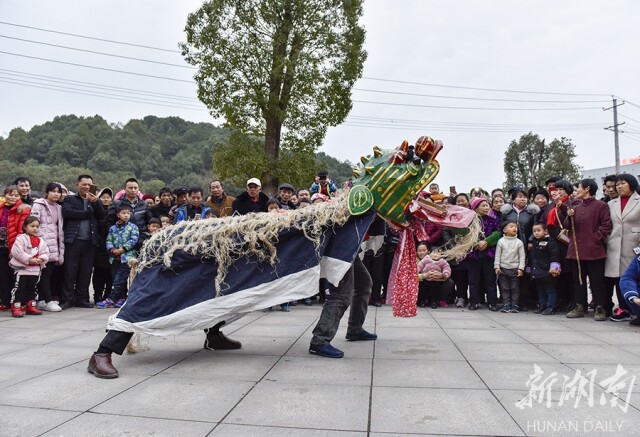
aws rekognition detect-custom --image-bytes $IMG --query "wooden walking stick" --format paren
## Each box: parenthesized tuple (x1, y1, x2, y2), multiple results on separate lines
(570, 214, 583, 286)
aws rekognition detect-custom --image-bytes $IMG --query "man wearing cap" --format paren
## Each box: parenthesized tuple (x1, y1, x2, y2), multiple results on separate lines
(232, 178, 270, 215)
(276, 183, 297, 210)
(205, 180, 235, 218)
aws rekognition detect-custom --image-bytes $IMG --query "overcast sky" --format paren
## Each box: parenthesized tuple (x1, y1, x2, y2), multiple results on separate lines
(2, 0, 640, 191)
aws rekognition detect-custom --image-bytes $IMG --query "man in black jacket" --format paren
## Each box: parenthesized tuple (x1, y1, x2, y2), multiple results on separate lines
(232, 178, 270, 215)
(106, 178, 152, 233)
(61, 175, 106, 309)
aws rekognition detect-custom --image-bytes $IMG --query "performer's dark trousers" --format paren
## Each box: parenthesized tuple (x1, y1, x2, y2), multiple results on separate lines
(362, 251, 384, 303)
(62, 239, 95, 305)
(311, 257, 372, 347)
(98, 330, 134, 355)
(572, 259, 606, 308)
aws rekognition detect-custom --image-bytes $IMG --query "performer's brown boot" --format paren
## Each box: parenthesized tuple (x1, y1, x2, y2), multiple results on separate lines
(87, 353, 119, 379)
(204, 322, 242, 350)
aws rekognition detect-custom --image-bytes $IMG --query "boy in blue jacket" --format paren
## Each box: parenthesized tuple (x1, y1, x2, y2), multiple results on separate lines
(97, 204, 139, 309)
(621, 254, 640, 326)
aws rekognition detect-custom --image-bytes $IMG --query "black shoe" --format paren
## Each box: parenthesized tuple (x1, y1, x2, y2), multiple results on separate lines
(371, 301, 382, 307)
(488, 304, 498, 312)
(468, 303, 479, 310)
(630, 317, 640, 327)
(346, 329, 377, 341)
(204, 328, 242, 350)
(75, 301, 94, 308)
(519, 306, 528, 312)
(430, 302, 438, 309)
(59, 301, 73, 310)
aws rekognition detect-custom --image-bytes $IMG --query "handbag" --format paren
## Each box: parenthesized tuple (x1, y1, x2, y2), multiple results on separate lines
(555, 210, 570, 246)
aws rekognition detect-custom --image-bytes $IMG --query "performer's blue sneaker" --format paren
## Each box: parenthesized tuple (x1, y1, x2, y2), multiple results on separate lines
(346, 329, 377, 341)
(309, 343, 344, 358)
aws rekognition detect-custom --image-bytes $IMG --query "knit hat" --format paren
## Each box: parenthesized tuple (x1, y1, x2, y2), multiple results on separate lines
(534, 189, 549, 201)
(545, 176, 560, 185)
(553, 180, 574, 195)
(469, 196, 487, 211)
(142, 193, 155, 201)
(502, 219, 517, 230)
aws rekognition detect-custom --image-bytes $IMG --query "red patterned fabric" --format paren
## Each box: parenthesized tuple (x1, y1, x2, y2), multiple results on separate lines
(390, 229, 418, 317)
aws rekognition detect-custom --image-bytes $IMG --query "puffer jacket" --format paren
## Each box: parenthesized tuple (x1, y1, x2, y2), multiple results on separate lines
(30, 198, 65, 264)
(3, 199, 31, 250)
(500, 203, 540, 247)
(9, 233, 49, 275)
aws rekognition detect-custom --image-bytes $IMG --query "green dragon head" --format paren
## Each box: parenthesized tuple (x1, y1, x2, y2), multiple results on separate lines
(348, 136, 442, 228)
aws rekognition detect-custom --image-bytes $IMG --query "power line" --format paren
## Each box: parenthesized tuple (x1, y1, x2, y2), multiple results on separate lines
(0, 78, 208, 111)
(618, 112, 640, 124)
(351, 99, 602, 111)
(342, 122, 603, 133)
(0, 51, 194, 83)
(0, 69, 200, 102)
(0, 21, 180, 53)
(352, 88, 609, 104)
(0, 34, 195, 69)
(362, 76, 611, 97)
(347, 115, 605, 128)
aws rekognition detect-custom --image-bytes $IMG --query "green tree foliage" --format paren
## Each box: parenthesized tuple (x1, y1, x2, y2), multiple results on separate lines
(0, 114, 355, 197)
(181, 0, 367, 193)
(504, 132, 582, 189)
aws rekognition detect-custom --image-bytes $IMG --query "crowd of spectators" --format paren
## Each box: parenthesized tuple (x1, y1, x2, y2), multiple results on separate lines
(2, 171, 640, 328)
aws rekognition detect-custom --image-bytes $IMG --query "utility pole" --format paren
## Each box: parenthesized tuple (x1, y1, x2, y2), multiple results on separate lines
(604, 97, 625, 174)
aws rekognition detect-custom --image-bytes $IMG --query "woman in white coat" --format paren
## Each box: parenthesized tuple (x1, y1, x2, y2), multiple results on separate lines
(606, 174, 640, 322)
(30, 182, 65, 312)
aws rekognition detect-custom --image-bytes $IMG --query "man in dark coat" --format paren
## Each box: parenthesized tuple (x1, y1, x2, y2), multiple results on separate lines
(232, 178, 269, 215)
(61, 174, 106, 309)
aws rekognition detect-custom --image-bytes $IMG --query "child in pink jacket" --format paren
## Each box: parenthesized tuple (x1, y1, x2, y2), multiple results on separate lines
(9, 216, 49, 317)
(417, 241, 454, 309)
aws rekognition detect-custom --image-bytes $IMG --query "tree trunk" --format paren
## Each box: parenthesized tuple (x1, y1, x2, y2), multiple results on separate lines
(263, 116, 281, 195)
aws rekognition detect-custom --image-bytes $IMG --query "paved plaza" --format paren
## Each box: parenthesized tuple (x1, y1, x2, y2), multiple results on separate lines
(1, 303, 639, 436)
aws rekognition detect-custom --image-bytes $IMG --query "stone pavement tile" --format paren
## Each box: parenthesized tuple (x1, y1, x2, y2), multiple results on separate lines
(210, 424, 365, 436)
(556, 318, 631, 332)
(512, 329, 605, 345)
(286, 336, 374, 359)
(213, 335, 297, 356)
(0, 364, 52, 390)
(264, 356, 371, 386)
(435, 317, 505, 329)
(162, 351, 279, 381)
(107, 348, 197, 377)
(0, 405, 80, 437)
(470, 361, 577, 391)
(373, 358, 485, 389)
(493, 389, 640, 437)
(0, 362, 147, 410)
(251, 314, 318, 326)
(617, 345, 640, 357)
(92, 374, 253, 422)
(374, 315, 440, 329)
(370, 386, 524, 436)
(41, 412, 216, 437)
(564, 363, 640, 395)
(0, 326, 83, 345)
(373, 327, 450, 342)
(583, 330, 640, 345)
(234, 323, 310, 338)
(443, 328, 528, 344)
(374, 340, 465, 361)
(0, 341, 30, 354)
(0, 343, 94, 369)
(224, 380, 369, 431)
(427, 308, 488, 318)
(496, 319, 574, 331)
(45, 316, 113, 331)
(456, 342, 558, 363)
(46, 330, 110, 349)
(536, 344, 640, 364)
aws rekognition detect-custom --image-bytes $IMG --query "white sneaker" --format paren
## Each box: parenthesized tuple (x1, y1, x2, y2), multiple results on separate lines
(44, 301, 62, 312)
(36, 300, 47, 310)
(455, 297, 466, 308)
